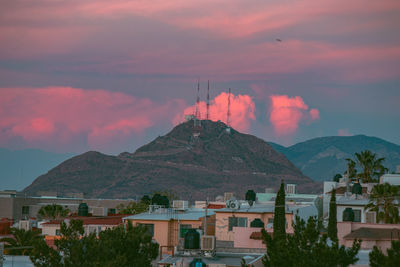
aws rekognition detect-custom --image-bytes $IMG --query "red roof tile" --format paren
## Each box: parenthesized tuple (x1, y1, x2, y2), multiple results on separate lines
(344, 228, 400, 240)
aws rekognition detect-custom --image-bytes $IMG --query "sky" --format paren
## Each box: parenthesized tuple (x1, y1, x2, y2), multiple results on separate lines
(0, 0, 399, 155)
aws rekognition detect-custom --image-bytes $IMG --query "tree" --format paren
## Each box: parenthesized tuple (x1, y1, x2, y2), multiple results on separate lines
(38, 204, 69, 220)
(345, 158, 357, 181)
(0, 228, 41, 255)
(117, 200, 149, 215)
(354, 150, 387, 183)
(30, 219, 159, 267)
(262, 216, 361, 267)
(365, 183, 400, 224)
(273, 181, 286, 240)
(327, 188, 337, 242)
(369, 240, 400, 267)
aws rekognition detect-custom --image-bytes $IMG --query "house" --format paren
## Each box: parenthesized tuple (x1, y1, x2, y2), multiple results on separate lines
(41, 215, 125, 248)
(123, 206, 215, 254)
(215, 203, 318, 249)
(338, 221, 400, 252)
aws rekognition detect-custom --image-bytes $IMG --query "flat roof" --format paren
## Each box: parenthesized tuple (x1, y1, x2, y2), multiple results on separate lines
(123, 208, 215, 221)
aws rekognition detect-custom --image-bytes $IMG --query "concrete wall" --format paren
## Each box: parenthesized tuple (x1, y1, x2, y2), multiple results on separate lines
(337, 205, 366, 223)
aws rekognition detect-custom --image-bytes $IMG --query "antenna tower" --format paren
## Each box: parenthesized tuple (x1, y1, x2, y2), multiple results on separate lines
(195, 79, 201, 120)
(227, 88, 231, 127)
(206, 80, 210, 120)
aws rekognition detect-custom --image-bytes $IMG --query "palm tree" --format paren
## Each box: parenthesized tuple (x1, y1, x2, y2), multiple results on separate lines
(345, 158, 357, 181)
(366, 183, 400, 224)
(38, 204, 69, 220)
(355, 150, 387, 183)
(0, 228, 42, 255)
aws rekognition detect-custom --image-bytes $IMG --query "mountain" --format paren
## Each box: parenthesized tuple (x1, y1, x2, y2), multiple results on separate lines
(269, 135, 400, 182)
(23, 120, 319, 200)
(0, 148, 75, 190)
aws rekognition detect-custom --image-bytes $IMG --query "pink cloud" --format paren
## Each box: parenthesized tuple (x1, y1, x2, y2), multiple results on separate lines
(174, 92, 256, 132)
(337, 129, 352, 136)
(269, 95, 319, 136)
(0, 87, 185, 152)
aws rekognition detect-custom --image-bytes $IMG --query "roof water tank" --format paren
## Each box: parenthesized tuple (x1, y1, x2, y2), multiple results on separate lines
(343, 208, 354, 222)
(184, 229, 200, 250)
(250, 218, 265, 228)
(78, 203, 89, 216)
(352, 183, 362, 195)
(189, 258, 206, 267)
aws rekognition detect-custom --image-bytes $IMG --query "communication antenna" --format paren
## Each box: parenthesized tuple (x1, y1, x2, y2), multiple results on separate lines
(206, 80, 210, 120)
(195, 79, 201, 120)
(227, 88, 231, 127)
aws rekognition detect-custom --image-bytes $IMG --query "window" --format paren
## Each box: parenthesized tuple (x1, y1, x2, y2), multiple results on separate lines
(353, 209, 362, 222)
(228, 217, 248, 231)
(108, 208, 116, 215)
(56, 229, 61, 236)
(139, 223, 154, 237)
(22, 206, 29, 215)
(180, 224, 192, 238)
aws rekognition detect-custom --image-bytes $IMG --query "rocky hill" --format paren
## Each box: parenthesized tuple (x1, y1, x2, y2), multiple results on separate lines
(269, 135, 400, 182)
(23, 120, 318, 200)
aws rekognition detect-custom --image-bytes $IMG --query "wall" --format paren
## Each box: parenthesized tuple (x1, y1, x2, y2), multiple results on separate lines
(338, 222, 400, 251)
(215, 212, 294, 242)
(337, 205, 367, 223)
(129, 219, 202, 250)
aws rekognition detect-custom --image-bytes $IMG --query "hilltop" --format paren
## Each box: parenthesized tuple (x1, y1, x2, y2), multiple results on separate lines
(23, 120, 318, 199)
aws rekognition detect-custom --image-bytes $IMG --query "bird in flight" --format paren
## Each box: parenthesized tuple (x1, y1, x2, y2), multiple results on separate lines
(276, 38, 282, 42)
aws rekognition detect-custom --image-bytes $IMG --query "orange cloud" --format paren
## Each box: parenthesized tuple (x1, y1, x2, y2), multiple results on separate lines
(0, 87, 185, 152)
(269, 95, 319, 136)
(174, 92, 255, 132)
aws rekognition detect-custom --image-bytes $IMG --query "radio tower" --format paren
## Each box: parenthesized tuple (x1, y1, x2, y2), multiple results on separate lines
(206, 80, 210, 120)
(227, 88, 231, 128)
(193, 80, 201, 137)
(195, 79, 201, 120)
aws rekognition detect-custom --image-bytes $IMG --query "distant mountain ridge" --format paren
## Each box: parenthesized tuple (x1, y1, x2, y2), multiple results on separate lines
(269, 135, 400, 182)
(23, 120, 318, 199)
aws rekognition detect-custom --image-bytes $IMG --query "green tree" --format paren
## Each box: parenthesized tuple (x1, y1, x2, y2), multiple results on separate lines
(0, 228, 41, 255)
(273, 181, 286, 240)
(327, 188, 337, 242)
(369, 240, 400, 267)
(262, 216, 361, 267)
(365, 183, 400, 224)
(355, 150, 387, 183)
(30, 219, 159, 267)
(117, 200, 149, 215)
(345, 158, 357, 181)
(38, 204, 69, 220)
(97, 223, 158, 266)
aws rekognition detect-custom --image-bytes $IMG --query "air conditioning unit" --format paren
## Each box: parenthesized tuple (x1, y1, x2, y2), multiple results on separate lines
(226, 198, 240, 210)
(173, 200, 188, 211)
(201, 235, 216, 251)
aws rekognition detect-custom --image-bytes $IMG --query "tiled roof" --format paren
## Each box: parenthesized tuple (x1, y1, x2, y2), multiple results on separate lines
(344, 228, 400, 240)
(41, 216, 124, 226)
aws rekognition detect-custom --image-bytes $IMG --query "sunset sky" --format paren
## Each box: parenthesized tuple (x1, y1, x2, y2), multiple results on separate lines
(1, 0, 399, 154)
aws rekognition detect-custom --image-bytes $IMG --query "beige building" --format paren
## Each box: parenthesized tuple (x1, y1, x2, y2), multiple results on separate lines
(0, 190, 133, 221)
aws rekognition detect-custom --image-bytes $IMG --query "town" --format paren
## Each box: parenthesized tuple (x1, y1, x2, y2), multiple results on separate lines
(1, 151, 399, 266)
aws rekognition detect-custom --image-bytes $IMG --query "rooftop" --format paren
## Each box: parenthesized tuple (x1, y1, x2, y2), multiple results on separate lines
(344, 227, 400, 240)
(123, 208, 215, 221)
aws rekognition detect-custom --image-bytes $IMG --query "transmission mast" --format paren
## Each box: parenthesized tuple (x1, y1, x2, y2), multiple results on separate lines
(206, 80, 210, 120)
(227, 88, 231, 127)
(193, 79, 201, 137)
